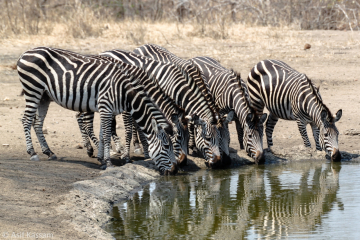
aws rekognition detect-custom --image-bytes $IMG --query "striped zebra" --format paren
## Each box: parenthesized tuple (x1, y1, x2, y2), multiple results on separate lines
(247, 59, 342, 161)
(98, 50, 222, 168)
(17, 47, 178, 174)
(191, 56, 268, 164)
(76, 55, 190, 165)
(134, 44, 267, 164)
(133, 44, 231, 166)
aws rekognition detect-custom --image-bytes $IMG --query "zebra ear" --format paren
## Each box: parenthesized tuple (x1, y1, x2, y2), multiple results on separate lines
(260, 113, 267, 124)
(171, 114, 179, 123)
(321, 110, 328, 122)
(151, 117, 160, 134)
(246, 113, 254, 123)
(334, 109, 342, 122)
(223, 111, 234, 124)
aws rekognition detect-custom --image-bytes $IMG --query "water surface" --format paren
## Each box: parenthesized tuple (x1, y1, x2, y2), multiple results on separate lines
(105, 161, 360, 239)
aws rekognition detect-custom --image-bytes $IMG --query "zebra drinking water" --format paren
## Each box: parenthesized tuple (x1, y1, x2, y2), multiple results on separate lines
(17, 47, 178, 174)
(133, 44, 231, 166)
(98, 49, 222, 168)
(134, 44, 267, 164)
(247, 59, 342, 161)
(191, 56, 268, 164)
(76, 55, 190, 166)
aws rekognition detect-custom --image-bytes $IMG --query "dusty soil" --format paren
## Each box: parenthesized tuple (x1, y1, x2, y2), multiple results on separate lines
(1, 26, 360, 239)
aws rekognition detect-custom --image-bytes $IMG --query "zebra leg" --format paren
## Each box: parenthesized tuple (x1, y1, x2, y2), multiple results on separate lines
(265, 113, 279, 150)
(188, 122, 195, 150)
(310, 122, 322, 151)
(76, 112, 95, 158)
(188, 122, 201, 156)
(296, 120, 312, 148)
(121, 112, 133, 163)
(235, 119, 244, 149)
(132, 121, 143, 155)
(111, 115, 124, 154)
(136, 123, 150, 159)
(32, 94, 57, 160)
(98, 113, 114, 170)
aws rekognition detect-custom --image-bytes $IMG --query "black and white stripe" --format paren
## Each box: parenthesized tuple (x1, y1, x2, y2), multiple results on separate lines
(247, 59, 342, 161)
(75, 56, 190, 166)
(99, 49, 222, 167)
(17, 47, 178, 174)
(133, 44, 227, 167)
(191, 56, 268, 164)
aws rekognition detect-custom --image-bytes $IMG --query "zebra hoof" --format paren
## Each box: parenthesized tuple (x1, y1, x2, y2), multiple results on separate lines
(100, 164, 107, 170)
(134, 148, 143, 155)
(30, 155, 40, 161)
(48, 154, 57, 160)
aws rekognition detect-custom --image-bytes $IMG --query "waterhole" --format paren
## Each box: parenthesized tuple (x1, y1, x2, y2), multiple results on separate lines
(105, 160, 360, 239)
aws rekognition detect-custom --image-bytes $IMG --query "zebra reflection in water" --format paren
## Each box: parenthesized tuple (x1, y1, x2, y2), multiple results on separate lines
(108, 162, 342, 239)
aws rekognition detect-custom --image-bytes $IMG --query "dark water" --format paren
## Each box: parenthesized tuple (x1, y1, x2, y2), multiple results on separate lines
(105, 161, 360, 239)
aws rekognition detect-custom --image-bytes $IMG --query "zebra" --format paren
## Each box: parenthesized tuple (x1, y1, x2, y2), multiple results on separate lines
(133, 44, 231, 166)
(247, 59, 342, 161)
(98, 49, 222, 168)
(17, 47, 178, 175)
(76, 55, 190, 166)
(190, 56, 268, 164)
(134, 44, 267, 164)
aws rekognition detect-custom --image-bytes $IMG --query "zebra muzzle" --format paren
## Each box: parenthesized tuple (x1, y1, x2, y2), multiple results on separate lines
(254, 151, 265, 165)
(163, 163, 179, 176)
(331, 148, 341, 162)
(209, 155, 222, 168)
(177, 152, 188, 167)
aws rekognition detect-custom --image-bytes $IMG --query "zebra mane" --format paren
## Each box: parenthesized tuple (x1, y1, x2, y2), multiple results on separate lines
(305, 76, 334, 121)
(141, 43, 219, 123)
(231, 69, 257, 117)
(189, 59, 220, 123)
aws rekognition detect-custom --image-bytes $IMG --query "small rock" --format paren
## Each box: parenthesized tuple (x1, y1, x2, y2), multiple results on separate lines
(43, 129, 48, 134)
(75, 144, 83, 149)
(304, 43, 311, 50)
(9, 107, 12, 109)
(2, 144, 9, 147)
(4, 97, 9, 101)
(116, 124, 121, 129)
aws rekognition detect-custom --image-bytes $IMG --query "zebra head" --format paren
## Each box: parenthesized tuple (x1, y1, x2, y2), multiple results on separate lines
(319, 109, 342, 161)
(217, 111, 235, 166)
(243, 112, 268, 164)
(170, 111, 190, 167)
(149, 118, 178, 175)
(186, 115, 222, 168)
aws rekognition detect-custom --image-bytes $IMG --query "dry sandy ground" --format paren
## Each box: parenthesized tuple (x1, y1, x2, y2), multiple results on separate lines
(1, 25, 360, 239)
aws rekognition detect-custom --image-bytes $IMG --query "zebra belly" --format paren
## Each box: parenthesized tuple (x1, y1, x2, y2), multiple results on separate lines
(44, 90, 99, 113)
(266, 103, 295, 120)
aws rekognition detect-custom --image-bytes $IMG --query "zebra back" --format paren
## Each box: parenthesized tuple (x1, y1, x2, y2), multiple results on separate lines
(134, 44, 219, 118)
(100, 49, 217, 124)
